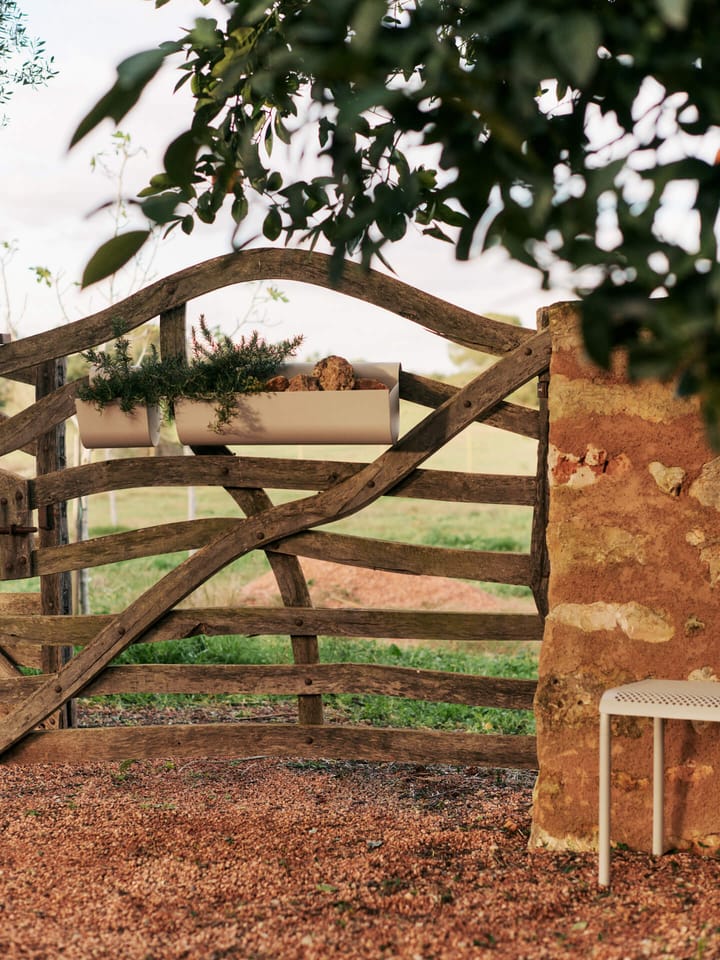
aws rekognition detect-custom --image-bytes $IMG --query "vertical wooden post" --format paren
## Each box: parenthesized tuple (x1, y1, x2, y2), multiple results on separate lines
(530, 306, 550, 618)
(36, 358, 74, 728)
(160, 304, 188, 362)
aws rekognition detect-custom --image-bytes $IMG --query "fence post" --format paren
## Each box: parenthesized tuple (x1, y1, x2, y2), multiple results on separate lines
(36, 357, 74, 728)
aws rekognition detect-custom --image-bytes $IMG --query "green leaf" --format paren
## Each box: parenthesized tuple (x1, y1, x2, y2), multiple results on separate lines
(71, 47, 175, 146)
(164, 130, 199, 190)
(550, 14, 601, 87)
(263, 208, 282, 241)
(81, 231, 151, 289)
(141, 192, 183, 225)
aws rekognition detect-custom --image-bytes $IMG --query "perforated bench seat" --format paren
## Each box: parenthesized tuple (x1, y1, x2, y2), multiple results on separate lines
(598, 679, 720, 886)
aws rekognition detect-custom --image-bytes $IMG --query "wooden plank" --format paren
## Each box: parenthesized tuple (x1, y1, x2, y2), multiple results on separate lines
(0, 412, 36, 456)
(400, 371, 540, 439)
(0, 592, 41, 614)
(0, 379, 79, 457)
(1, 722, 538, 768)
(0, 642, 42, 670)
(31, 456, 537, 507)
(269, 532, 533, 585)
(159, 304, 187, 361)
(33, 518, 229, 575)
(0, 471, 33, 579)
(0, 250, 533, 379)
(0, 329, 551, 756)
(35, 522, 533, 586)
(0, 608, 545, 645)
(0, 663, 538, 708)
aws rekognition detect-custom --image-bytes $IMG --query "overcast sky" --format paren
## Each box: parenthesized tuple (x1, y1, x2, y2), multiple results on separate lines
(1, 0, 568, 374)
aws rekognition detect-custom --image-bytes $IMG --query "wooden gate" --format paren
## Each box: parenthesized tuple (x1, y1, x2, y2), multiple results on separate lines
(0, 249, 550, 767)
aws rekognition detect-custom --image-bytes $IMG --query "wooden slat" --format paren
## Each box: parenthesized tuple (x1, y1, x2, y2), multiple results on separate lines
(0, 608, 544, 645)
(30, 456, 537, 507)
(400, 371, 540, 439)
(159, 304, 187, 361)
(0, 250, 533, 379)
(0, 595, 43, 668)
(270, 532, 533, 585)
(0, 328, 551, 756)
(34, 522, 533, 586)
(33, 518, 227, 575)
(0, 379, 80, 457)
(0, 663, 538, 708)
(0, 722, 538, 768)
(0, 592, 41, 614)
(0, 412, 36, 456)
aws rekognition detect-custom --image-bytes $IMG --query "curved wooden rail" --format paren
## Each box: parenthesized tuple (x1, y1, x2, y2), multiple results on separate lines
(34, 524, 533, 585)
(0, 328, 551, 755)
(0, 249, 532, 377)
(30, 456, 536, 507)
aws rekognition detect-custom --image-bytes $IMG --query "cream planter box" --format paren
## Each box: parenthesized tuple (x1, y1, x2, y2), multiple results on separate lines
(175, 362, 400, 445)
(75, 400, 161, 449)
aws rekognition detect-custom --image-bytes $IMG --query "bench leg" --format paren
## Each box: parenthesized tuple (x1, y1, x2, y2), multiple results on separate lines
(598, 711, 611, 886)
(653, 716, 664, 856)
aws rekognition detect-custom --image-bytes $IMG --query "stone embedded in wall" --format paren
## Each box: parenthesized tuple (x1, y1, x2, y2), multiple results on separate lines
(689, 457, 720, 511)
(550, 373, 699, 424)
(547, 522, 648, 574)
(549, 601, 674, 643)
(648, 461, 686, 496)
(549, 444, 631, 488)
(685, 528, 720, 587)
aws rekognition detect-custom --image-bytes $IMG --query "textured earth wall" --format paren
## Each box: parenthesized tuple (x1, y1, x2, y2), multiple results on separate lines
(530, 302, 720, 854)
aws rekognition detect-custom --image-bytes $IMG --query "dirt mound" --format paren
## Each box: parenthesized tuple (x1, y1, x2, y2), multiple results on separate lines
(238, 557, 528, 612)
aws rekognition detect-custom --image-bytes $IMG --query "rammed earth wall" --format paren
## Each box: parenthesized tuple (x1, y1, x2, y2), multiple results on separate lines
(530, 302, 720, 854)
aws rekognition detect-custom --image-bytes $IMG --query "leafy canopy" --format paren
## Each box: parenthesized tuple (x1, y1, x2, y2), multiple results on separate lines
(0, 1, 56, 116)
(72, 0, 720, 440)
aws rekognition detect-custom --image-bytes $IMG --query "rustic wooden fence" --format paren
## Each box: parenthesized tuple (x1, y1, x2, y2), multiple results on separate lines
(0, 249, 550, 768)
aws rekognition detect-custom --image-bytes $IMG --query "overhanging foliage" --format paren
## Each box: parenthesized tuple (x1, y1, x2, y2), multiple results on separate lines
(73, 0, 720, 440)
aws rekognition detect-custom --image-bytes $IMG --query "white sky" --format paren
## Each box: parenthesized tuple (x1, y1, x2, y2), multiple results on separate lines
(1, 0, 569, 374)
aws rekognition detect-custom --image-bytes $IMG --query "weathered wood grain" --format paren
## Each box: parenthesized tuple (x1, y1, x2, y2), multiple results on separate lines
(0, 608, 544, 645)
(36, 359, 74, 729)
(400, 371, 541, 439)
(0, 250, 533, 378)
(0, 328, 550, 756)
(30, 456, 536, 507)
(269, 532, 533, 585)
(530, 307, 551, 618)
(159, 304, 187, 361)
(0, 662, 538, 708)
(0, 722, 538, 768)
(0, 379, 80, 457)
(0, 471, 33, 580)
(0, 412, 36, 456)
(35, 522, 533, 586)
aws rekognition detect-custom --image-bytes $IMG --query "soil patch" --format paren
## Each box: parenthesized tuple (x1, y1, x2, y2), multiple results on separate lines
(1, 733, 718, 960)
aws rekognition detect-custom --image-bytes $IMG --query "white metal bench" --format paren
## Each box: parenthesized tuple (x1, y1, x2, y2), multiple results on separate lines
(598, 679, 720, 886)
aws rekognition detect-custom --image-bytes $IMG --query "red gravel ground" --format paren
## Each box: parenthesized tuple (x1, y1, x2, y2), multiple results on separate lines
(1, 745, 720, 960)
